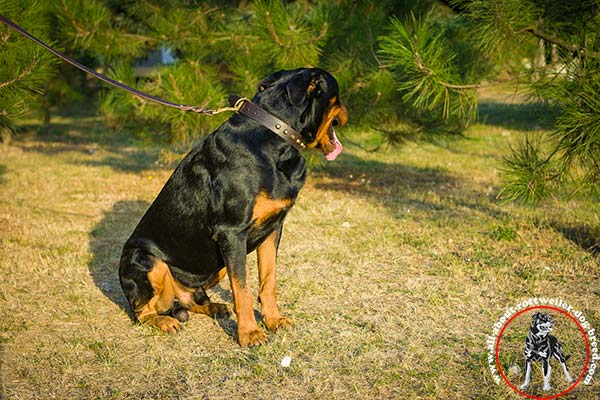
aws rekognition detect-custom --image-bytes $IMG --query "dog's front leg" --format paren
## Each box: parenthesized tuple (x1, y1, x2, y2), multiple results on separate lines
(542, 360, 552, 391)
(218, 231, 267, 346)
(520, 360, 532, 390)
(257, 228, 293, 331)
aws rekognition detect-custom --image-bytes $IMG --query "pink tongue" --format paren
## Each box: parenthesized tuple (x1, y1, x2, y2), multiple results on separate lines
(325, 128, 343, 161)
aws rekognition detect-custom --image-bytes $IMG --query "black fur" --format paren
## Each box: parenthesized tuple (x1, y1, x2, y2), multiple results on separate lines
(118, 68, 346, 344)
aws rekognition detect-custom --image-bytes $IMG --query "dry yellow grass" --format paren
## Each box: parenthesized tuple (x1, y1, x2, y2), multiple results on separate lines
(0, 105, 599, 399)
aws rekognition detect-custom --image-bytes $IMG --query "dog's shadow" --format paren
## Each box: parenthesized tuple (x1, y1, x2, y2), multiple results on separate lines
(88, 200, 241, 340)
(88, 200, 149, 318)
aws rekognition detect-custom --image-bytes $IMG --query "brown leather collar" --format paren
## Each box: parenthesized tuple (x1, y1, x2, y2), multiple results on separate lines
(228, 95, 307, 152)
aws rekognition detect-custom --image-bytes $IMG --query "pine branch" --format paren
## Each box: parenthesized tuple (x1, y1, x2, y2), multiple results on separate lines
(298, 22, 327, 46)
(264, 10, 327, 48)
(1, 29, 12, 43)
(60, 0, 87, 36)
(498, 134, 559, 204)
(0, 58, 38, 90)
(517, 26, 600, 58)
(265, 11, 283, 47)
(367, 23, 383, 67)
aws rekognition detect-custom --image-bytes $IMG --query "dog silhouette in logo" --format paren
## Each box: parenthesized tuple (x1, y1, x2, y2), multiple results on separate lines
(520, 312, 574, 391)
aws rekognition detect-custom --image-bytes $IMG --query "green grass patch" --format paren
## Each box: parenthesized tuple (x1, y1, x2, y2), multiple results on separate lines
(0, 95, 598, 399)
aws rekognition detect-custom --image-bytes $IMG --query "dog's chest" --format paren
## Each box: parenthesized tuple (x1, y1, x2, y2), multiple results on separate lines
(246, 203, 290, 253)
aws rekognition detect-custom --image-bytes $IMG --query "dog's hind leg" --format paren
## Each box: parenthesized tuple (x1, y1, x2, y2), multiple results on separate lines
(554, 353, 574, 383)
(185, 285, 230, 318)
(553, 343, 574, 383)
(542, 360, 552, 391)
(520, 360, 532, 390)
(119, 248, 181, 333)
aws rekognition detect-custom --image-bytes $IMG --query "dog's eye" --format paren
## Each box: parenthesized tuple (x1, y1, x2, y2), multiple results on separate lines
(332, 117, 340, 127)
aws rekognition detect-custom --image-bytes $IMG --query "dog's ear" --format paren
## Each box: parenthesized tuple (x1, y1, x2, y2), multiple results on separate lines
(307, 71, 329, 99)
(286, 71, 328, 105)
(306, 73, 327, 97)
(258, 70, 285, 92)
(285, 75, 309, 105)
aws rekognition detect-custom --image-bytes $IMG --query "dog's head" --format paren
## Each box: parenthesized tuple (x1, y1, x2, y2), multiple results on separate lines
(531, 312, 554, 337)
(252, 68, 348, 160)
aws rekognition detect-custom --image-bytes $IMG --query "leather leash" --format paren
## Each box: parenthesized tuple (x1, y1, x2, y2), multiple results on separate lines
(0, 14, 239, 115)
(0, 14, 308, 151)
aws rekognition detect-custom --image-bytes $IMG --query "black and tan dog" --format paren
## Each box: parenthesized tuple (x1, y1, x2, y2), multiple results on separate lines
(520, 312, 574, 391)
(119, 68, 347, 346)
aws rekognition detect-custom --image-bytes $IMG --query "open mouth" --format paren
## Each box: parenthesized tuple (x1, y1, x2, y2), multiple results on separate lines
(307, 103, 348, 160)
(324, 125, 343, 161)
(321, 108, 347, 161)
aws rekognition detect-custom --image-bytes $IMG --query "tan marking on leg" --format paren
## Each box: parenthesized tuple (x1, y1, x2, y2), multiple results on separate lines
(307, 78, 317, 95)
(135, 259, 182, 334)
(136, 260, 231, 328)
(202, 267, 227, 290)
(252, 192, 293, 225)
(188, 302, 230, 317)
(257, 230, 292, 331)
(170, 269, 230, 318)
(228, 272, 267, 346)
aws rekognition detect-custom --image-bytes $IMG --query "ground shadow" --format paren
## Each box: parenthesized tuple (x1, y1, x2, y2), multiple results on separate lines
(552, 223, 600, 256)
(16, 107, 166, 173)
(88, 200, 242, 341)
(477, 101, 557, 131)
(89, 200, 150, 316)
(313, 152, 508, 221)
(76, 151, 160, 173)
(17, 141, 160, 173)
(0, 164, 6, 185)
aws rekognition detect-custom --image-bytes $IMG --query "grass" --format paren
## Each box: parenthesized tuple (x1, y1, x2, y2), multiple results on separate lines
(0, 97, 599, 399)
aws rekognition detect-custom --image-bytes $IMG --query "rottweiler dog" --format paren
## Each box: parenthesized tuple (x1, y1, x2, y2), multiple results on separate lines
(520, 312, 574, 391)
(119, 68, 348, 346)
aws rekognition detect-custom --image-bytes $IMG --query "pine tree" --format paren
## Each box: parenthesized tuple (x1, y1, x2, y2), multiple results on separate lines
(3, 0, 465, 145)
(9, 0, 597, 204)
(446, 0, 600, 203)
(0, 0, 59, 141)
(43, 0, 460, 144)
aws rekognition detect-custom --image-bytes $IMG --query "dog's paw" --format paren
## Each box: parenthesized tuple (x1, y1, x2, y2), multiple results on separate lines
(238, 327, 268, 347)
(171, 307, 190, 322)
(264, 316, 294, 332)
(208, 302, 231, 318)
(519, 382, 530, 390)
(155, 316, 182, 334)
(542, 384, 552, 391)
